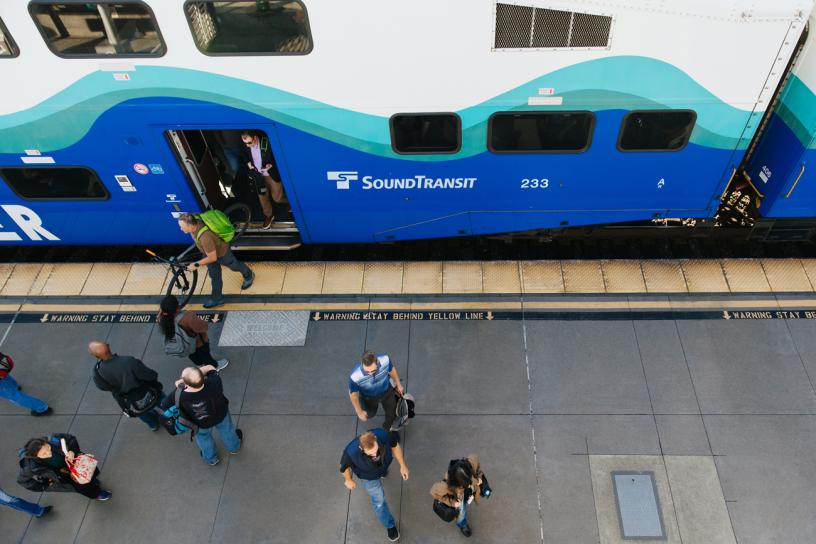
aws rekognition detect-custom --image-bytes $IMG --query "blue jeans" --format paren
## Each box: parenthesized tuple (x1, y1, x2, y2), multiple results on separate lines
(195, 411, 240, 463)
(457, 498, 469, 528)
(0, 487, 45, 517)
(0, 375, 48, 413)
(361, 478, 396, 529)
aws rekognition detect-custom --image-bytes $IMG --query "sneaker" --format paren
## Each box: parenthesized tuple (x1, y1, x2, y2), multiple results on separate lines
(230, 429, 243, 455)
(203, 298, 225, 309)
(241, 270, 255, 290)
(387, 526, 399, 541)
(149, 423, 160, 432)
(459, 524, 472, 538)
(207, 457, 221, 467)
(31, 407, 52, 417)
(37, 506, 53, 518)
(96, 490, 112, 501)
(216, 359, 230, 372)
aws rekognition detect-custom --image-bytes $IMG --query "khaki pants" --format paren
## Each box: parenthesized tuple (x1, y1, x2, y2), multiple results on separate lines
(257, 175, 286, 218)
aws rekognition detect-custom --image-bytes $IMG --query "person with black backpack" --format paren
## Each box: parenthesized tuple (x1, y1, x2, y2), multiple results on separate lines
(159, 295, 228, 371)
(430, 456, 492, 538)
(87, 341, 164, 431)
(0, 352, 52, 416)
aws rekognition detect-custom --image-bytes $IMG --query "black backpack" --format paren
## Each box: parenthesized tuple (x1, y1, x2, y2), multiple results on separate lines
(93, 361, 162, 417)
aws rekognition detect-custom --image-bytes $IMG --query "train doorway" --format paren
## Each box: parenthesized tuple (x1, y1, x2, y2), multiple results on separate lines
(166, 128, 300, 250)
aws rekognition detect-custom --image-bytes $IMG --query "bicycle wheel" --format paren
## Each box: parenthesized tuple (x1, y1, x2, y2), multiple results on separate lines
(166, 267, 198, 308)
(223, 202, 251, 240)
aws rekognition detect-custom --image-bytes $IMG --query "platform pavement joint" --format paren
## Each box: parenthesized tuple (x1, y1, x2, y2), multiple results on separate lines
(0, 299, 814, 543)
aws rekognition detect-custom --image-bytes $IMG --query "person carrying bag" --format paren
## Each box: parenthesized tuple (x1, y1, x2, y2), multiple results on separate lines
(429, 455, 492, 538)
(88, 341, 165, 431)
(17, 434, 111, 501)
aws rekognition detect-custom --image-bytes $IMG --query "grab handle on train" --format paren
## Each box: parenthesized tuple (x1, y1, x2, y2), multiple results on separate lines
(785, 163, 806, 199)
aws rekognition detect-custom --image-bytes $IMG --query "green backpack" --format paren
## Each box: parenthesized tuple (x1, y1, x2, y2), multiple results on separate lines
(196, 209, 235, 243)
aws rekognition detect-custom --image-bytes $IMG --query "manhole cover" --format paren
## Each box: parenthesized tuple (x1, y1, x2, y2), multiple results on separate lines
(612, 471, 666, 540)
(218, 311, 309, 347)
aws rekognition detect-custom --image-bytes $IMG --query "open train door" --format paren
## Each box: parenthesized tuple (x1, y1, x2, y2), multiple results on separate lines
(165, 128, 301, 250)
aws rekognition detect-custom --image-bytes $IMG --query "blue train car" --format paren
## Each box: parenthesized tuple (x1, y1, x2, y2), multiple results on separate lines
(0, 0, 813, 247)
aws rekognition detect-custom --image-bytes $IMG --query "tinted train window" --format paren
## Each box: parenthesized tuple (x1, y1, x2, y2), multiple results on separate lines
(489, 112, 594, 153)
(0, 168, 109, 200)
(390, 114, 461, 154)
(29, 2, 165, 57)
(618, 110, 696, 151)
(185, 1, 312, 55)
(0, 18, 19, 57)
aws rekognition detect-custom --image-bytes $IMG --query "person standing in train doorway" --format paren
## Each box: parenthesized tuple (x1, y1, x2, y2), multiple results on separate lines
(177, 213, 254, 309)
(240, 130, 287, 229)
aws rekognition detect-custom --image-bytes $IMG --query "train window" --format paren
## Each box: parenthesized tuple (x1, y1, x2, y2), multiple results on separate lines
(0, 168, 109, 200)
(488, 112, 595, 153)
(185, 1, 312, 55)
(28, 2, 165, 58)
(618, 110, 696, 152)
(390, 114, 461, 154)
(0, 18, 19, 57)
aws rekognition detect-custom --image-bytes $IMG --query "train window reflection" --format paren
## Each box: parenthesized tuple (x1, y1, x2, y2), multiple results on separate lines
(185, 1, 312, 55)
(0, 18, 19, 57)
(390, 114, 461, 155)
(29, 2, 165, 58)
(0, 168, 110, 200)
(489, 112, 595, 153)
(618, 110, 696, 152)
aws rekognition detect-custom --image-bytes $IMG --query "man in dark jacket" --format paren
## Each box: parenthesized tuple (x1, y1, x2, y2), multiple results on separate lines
(162, 365, 242, 466)
(88, 341, 163, 431)
(340, 428, 410, 542)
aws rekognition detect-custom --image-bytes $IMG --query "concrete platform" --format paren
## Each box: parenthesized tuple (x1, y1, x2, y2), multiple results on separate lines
(1, 306, 815, 544)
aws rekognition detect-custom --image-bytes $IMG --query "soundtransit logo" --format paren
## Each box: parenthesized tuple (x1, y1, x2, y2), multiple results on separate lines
(326, 171, 358, 190)
(327, 171, 477, 191)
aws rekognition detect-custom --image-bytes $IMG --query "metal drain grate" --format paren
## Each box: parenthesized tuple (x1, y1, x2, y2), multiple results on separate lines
(218, 311, 310, 347)
(612, 471, 667, 540)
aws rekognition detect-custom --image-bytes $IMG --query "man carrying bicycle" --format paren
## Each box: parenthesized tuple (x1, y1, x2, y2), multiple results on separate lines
(177, 213, 254, 309)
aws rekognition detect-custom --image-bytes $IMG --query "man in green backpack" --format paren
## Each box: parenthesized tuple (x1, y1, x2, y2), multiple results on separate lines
(178, 213, 254, 308)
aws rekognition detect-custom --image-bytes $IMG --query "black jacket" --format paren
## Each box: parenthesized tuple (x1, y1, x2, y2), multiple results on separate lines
(93, 354, 159, 394)
(17, 434, 81, 493)
(239, 137, 278, 177)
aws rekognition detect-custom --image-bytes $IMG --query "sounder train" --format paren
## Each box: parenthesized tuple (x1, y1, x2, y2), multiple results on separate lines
(1, 0, 816, 249)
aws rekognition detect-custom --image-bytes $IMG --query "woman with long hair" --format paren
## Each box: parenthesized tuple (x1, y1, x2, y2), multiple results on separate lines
(159, 295, 228, 371)
(430, 455, 486, 537)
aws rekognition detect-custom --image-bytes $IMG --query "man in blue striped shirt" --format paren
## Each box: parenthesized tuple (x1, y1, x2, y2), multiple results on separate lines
(348, 351, 404, 431)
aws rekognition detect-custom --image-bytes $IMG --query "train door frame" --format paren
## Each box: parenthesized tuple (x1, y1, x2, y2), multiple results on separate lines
(160, 124, 304, 236)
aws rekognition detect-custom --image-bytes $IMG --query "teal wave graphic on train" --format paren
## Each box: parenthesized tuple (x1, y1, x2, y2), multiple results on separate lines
(773, 75, 816, 148)
(0, 56, 759, 158)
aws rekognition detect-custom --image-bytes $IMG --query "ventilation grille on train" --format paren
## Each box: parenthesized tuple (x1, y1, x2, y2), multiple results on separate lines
(494, 3, 613, 49)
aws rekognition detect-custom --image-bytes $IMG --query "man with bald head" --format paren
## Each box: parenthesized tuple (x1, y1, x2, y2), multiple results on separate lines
(88, 341, 164, 431)
(162, 365, 241, 466)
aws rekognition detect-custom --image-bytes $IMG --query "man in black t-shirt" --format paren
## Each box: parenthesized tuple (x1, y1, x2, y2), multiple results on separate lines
(164, 365, 242, 466)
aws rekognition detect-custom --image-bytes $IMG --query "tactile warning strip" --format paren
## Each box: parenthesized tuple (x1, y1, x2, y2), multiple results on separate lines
(2, 259, 816, 297)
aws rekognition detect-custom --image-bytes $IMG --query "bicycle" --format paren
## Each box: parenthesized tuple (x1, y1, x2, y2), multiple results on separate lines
(146, 202, 252, 308)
